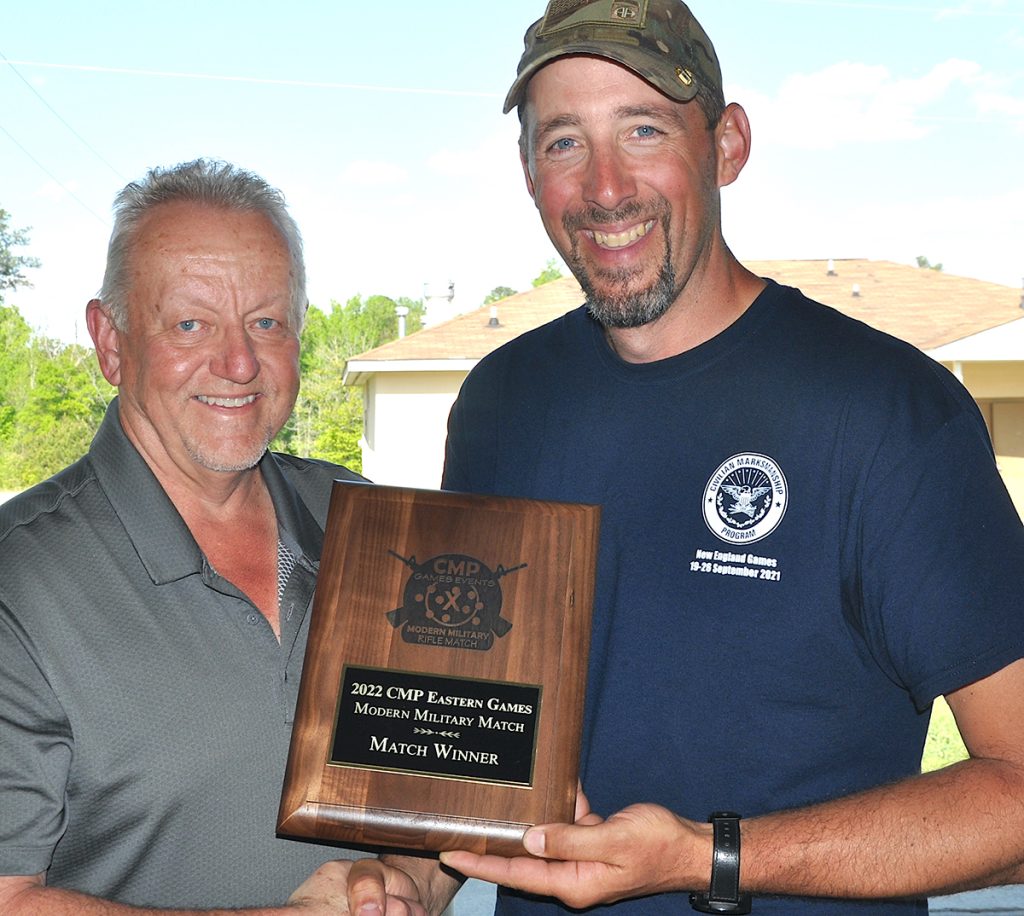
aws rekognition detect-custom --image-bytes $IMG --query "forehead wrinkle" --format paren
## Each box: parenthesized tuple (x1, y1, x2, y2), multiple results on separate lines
(535, 101, 689, 141)
(615, 102, 688, 125)
(146, 256, 289, 315)
(177, 249, 268, 274)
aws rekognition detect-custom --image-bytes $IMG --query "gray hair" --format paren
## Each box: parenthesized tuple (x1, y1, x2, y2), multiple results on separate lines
(99, 158, 307, 330)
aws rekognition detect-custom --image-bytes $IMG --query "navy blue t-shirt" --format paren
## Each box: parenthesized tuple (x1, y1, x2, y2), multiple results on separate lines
(442, 281, 1024, 915)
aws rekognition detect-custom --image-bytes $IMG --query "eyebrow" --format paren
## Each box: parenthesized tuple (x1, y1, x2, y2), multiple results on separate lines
(534, 112, 583, 141)
(534, 103, 688, 143)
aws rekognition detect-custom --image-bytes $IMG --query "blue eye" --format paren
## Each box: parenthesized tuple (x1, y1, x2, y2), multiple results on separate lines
(178, 319, 198, 331)
(635, 125, 659, 138)
(256, 317, 277, 330)
(550, 137, 577, 152)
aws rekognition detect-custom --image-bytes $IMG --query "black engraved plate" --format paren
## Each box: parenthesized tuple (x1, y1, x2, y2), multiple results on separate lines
(331, 666, 540, 785)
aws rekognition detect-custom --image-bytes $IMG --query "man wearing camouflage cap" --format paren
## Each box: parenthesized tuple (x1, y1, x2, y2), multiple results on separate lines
(427, 1, 1024, 914)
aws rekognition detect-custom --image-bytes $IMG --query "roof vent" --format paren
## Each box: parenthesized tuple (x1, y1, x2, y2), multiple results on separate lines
(827, 258, 837, 276)
(395, 305, 409, 338)
(851, 284, 861, 298)
(487, 306, 501, 328)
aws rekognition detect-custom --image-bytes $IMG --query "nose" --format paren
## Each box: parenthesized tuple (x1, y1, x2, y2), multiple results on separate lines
(211, 324, 260, 383)
(581, 145, 637, 212)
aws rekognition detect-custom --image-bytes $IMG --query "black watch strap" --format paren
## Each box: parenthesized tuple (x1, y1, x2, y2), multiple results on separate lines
(690, 812, 752, 914)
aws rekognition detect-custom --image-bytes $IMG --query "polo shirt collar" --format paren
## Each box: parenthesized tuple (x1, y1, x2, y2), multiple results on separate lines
(257, 451, 325, 573)
(89, 399, 200, 585)
(89, 398, 324, 586)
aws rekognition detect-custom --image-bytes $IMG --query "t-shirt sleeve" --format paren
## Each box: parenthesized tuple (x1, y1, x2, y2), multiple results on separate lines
(854, 409, 1024, 709)
(441, 362, 502, 494)
(441, 390, 471, 492)
(0, 606, 72, 876)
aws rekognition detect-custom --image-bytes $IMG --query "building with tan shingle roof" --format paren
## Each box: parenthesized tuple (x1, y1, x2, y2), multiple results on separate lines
(344, 260, 1024, 493)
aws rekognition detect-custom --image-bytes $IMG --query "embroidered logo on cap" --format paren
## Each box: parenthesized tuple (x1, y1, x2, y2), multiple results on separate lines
(612, 1, 641, 21)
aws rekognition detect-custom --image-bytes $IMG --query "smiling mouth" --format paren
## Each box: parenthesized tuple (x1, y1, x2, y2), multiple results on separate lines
(589, 220, 656, 250)
(196, 394, 258, 408)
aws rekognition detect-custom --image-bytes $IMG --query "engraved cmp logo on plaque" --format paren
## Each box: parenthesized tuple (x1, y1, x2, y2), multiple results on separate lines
(386, 551, 526, 651)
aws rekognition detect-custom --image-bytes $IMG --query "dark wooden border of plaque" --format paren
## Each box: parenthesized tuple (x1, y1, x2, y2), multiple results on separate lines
(277, 482, 599, 856)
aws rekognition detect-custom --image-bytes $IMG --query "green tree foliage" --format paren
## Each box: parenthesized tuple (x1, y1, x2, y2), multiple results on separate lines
(0, 208, 42, 299)
(484, 286, 518, 305)
(916, 255, 943, 272)
(531, 258, 564, 287)
(0, 305, 113, 488)
(274, 294, 424, 472)
(0, 306, 33, 453)
(0, 288, 422, 490)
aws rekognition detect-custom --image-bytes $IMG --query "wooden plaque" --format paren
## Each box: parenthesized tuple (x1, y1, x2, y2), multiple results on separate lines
(277, 481, 600, 857)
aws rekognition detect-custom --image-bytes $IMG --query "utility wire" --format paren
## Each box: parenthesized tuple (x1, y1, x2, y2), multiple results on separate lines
(1, 59, 503, 98)
(1, 51, 127, 182)
(0, 122, 109, 225)
(767, 0, 1023, 15)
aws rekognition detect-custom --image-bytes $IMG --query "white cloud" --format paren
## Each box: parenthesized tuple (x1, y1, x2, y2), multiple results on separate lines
(726, 165, 1024, 289)
(426, 117, 522, 181)
(742, 58, 983, 150)
(974, 89, 1024, 130)
(337, 160, 409, 187)
(936, 0, 1014, 20)
(293, 119, 554, 315)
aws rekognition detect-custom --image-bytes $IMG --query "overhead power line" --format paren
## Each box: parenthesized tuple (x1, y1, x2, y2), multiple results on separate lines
(1, 51, 127, 183)
(767, 0, 1024, 15)
(2, 60, 504, 98)
(0, 122, 109, 225)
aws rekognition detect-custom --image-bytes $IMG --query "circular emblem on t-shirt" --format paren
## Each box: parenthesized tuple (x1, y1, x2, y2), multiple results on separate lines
(702, 453, 788, 544)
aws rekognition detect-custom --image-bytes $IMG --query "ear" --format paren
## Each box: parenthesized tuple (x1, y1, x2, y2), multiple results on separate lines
(86, 299, 123, 387)
(715, 102, 752, 189)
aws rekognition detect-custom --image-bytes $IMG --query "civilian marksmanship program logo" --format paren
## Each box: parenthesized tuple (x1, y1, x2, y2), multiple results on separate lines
(702, 453, 788, 544)
(386, 552, 526, 651)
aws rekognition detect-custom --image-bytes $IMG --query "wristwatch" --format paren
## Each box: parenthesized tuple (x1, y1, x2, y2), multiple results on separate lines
(689, 812, 752, 914)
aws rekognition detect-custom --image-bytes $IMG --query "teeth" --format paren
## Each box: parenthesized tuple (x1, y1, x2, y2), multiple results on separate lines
(197, 395, 257, 408)
(592, 220, 655, 250)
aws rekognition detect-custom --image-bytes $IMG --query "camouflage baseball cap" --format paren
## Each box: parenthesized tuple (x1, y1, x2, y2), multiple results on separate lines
(504, 0, 722, 114)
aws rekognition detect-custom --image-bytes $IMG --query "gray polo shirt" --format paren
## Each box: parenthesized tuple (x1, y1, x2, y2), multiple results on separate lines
(0, 399, 365, 908)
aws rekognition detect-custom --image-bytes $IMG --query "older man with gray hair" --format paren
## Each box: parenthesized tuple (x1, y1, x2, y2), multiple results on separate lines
(0, 159, 455, 915)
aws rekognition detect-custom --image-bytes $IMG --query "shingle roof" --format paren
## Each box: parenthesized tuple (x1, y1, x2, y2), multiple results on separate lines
(744, 259, 1023, 351)
(347, 259, 1023, 365)
(348, 276, 586, 363)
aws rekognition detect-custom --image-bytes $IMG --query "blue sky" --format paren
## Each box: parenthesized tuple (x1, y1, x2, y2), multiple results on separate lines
(2, 0, 1022, 344)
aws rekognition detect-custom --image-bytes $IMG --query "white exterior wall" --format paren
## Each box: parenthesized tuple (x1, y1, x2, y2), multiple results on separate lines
(936, 361, 1024, 458)
(358, 371, 468, 489)
(945, 361, 1024, 400)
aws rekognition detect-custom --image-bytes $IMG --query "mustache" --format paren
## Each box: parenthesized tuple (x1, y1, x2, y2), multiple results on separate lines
(562, 199, 667, 233)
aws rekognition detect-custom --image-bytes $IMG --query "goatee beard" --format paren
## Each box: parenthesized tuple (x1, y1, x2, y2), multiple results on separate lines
(563, 204, 681, 329)
(579, 247, 678, 329)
